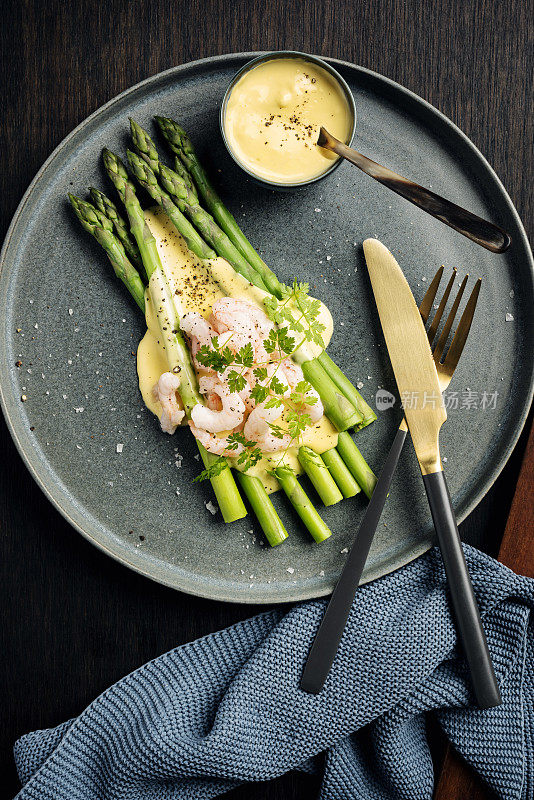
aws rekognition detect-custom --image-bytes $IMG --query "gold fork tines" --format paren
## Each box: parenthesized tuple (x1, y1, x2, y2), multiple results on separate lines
(427, 269, 457, 346)
(434, 275, 468, 363)
(419, 266, 443, 323)
(441, 278, 482, 380)
(419, 267, 481, 390)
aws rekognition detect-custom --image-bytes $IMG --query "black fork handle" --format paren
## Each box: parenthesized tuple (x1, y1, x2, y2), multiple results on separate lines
(423, 470, 502, 708)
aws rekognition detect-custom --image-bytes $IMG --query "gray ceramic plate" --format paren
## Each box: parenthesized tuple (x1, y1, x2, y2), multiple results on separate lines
(1, 54, 533, 604)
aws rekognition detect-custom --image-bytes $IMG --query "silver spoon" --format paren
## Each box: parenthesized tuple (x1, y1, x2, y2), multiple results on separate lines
(318, 127, 511, 254)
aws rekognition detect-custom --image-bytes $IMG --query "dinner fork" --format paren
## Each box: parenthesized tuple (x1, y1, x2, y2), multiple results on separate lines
(301, 267, 481, 694)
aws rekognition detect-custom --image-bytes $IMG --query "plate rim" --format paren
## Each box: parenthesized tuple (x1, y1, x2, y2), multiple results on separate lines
(1, 52, 533, 604)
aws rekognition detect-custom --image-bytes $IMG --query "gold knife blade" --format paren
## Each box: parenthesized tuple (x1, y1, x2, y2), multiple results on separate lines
(363, 238, 446, 475)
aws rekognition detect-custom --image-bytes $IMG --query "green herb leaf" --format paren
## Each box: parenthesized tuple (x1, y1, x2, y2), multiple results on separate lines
(234, 342, 254, 367)
(264, 396, 283, 410)
(193, 457, 228, 483)
(250, 385, 269, 405)
(227, 370, 247, 394)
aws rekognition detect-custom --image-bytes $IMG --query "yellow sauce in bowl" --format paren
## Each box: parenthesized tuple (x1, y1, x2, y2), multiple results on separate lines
(223, 58, 353, 185)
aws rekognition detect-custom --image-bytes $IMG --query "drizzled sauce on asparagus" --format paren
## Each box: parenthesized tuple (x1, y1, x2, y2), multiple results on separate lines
(136, 208, 338, 493)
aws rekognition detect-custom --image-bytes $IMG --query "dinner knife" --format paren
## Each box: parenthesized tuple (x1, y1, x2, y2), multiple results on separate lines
(359, 238, 501, 708)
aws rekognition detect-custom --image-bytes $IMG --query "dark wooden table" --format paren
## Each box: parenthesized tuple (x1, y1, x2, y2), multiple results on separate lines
(1, 1, 531, 797)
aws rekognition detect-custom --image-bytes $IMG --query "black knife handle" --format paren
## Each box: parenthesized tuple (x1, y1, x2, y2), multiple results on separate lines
(300, 426, 408, 694)
(423, 471, 502, 708)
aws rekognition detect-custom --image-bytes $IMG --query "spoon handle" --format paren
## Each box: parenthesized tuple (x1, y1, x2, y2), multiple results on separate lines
(319, 128, 511, 254)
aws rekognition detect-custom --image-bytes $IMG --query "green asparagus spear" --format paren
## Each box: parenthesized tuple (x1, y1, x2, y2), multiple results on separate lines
(101, 150, 246, 523)
(298, 447, 343, 506)
(89, 187, 144, 277)
(272, 466, 332, 543)
(317, 351, 377, 429)
(156, 115, 280, 296)
(128, 145, 267, 290)
(321, 448, 360, 499)
(236, 473, 288, 547)
(336, 432, 377, 499)
(301, 359, 363, 431)
(129, 118, 199, 201)
(106, 148, 214, 261)
(69, 195, 146, 311)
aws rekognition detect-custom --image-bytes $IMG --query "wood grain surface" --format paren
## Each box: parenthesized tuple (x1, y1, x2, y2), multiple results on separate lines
(0, 1, 532, 797)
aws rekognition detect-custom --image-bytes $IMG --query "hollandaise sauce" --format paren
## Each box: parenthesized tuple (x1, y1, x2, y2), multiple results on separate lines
(137, 208, 338, 493)
(223, 57, 353, 184)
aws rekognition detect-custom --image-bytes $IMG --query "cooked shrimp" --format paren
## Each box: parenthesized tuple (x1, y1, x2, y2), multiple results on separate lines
(243, 398, 290, 452)
(197, 375, 222, 411)
(188, 424, 244, 457)
(180, 312, 217, 345)
(282, 359, 324, 422)
(180, 313, 218, 373)
(153, 372, 185, 434)
(191, 383, 245, 433)
(210, 297, 274, 361)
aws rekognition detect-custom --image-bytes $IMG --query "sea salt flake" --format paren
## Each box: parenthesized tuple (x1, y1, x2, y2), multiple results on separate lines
(326, 255, 332, 261)
(175, 487, 181, 496)
(74, 407, 84, 413)
(318, 570, 325, 577)
(205, 500, 218, 515)
(68, 308, 73, 316)
(340, 547, 349, 554)
(116, 443, 123, 453)
(506, 313, 514, 322)
(314, 208, 321, 212)
(357, 381, 364, 389)
(286, 567, 295, 574)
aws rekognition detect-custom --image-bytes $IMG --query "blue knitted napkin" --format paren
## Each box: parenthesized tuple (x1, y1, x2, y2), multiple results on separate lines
(13, 545, 534, 800)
